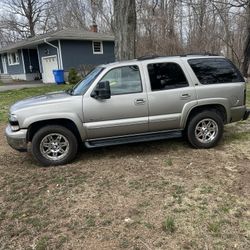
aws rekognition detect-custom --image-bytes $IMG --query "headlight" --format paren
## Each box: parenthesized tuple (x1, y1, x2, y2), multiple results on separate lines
(9, 114, 20, 131)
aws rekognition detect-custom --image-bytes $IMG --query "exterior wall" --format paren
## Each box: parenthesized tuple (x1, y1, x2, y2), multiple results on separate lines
(0, 54, 3, 73)
(37, 41, 59, 73)
(60, 40, 115, 71)
(6, 50, 24, 75)
(23, 49, 40, 74)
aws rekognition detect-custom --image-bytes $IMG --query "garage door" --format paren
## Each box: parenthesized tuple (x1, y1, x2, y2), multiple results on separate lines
(42, 56, 58, 83)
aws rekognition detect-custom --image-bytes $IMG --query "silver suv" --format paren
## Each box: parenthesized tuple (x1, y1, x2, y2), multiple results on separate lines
(5, 55, 250, 166)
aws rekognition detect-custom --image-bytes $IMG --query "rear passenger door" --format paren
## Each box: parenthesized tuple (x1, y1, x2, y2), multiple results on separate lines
(145, 61, 197, 131)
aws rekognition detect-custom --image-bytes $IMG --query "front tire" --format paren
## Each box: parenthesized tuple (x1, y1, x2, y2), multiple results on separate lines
(31, 125, 78, 166)
(187, 110, 223, 148)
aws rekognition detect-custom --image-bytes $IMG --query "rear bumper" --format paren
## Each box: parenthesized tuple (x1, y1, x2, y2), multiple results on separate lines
(5, 125, 28, 152)
(243, 109, 250, 120)
(230, 106, 249, 122)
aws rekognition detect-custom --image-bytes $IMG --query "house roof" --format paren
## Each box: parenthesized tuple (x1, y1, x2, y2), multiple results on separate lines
(0, 28, 114, 53)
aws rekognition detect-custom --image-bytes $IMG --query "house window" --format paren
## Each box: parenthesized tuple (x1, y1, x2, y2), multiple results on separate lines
(92, 41, 103, 54)
(7, 52, 20, 65)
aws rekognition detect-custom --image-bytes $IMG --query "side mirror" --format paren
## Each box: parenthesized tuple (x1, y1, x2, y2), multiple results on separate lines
(91, 81, 111, 99)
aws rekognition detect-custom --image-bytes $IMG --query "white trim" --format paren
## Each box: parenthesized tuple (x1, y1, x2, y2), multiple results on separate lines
(2, 55, 8, 74)
(58, 40, 64, 69)
(21, 49, 26, 74)
(36, 46, 42, 73)
(92, 41, 103, 54)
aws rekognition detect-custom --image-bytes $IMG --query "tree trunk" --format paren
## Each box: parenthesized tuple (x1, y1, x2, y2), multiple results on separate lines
(242, 2, 250, 77)
(27, 0, 35, 37)
(113, 0, 136, 61)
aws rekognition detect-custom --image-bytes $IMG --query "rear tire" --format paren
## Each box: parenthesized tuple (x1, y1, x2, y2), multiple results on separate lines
(31, 125, 78, 166)
(187, 110, 223, 148)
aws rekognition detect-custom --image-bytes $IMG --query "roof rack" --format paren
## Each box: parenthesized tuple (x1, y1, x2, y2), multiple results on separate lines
(136, 52, 220, 61)
(180, 52, 219, 57)
(137, 55, 160, 60)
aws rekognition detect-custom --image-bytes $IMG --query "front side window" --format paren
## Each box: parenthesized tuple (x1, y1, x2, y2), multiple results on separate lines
(100, 65, 142, 95)
(72, 67, 104, 95)
(188, 58, 244, 84)
(147, 63, 189, 91)
(7, 52, 19, 65)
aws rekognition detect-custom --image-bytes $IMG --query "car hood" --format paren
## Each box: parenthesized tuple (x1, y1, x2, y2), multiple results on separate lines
(10, 91, 72, 113)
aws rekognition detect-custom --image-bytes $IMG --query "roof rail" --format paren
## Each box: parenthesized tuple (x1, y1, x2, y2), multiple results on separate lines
(180, 52, 219, 57)
(137, 55, 160, 60)
(136, 52, 219, 61)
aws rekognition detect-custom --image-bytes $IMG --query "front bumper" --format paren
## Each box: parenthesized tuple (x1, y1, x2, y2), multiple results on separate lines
(5, 125, 28, 152)
(243, 109, 250, 120)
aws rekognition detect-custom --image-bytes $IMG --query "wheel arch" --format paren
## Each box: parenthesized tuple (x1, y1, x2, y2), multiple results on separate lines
(27, 118, 82, 144)
(183, 104, 228, 129)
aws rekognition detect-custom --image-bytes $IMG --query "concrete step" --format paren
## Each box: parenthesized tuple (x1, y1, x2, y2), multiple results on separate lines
(0, 74, 12, 83)
(0, 74, 12, 80)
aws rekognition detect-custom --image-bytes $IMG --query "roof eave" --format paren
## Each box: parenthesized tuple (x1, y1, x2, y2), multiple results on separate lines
(0, 36, 114, 53)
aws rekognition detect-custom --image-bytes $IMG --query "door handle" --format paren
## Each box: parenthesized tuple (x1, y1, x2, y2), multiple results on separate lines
(180, 93, 191, 100)
(134, 98, 146, 105)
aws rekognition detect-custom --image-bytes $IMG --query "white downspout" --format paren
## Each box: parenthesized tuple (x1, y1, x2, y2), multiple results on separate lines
(44, 38, 62, 69)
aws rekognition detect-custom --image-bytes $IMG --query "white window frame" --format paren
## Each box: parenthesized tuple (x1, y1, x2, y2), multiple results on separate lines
(92, 41, 103, 54)
(7, 51, 20, 65)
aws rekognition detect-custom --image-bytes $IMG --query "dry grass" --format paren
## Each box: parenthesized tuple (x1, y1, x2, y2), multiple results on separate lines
(0, 87, 250, 249)
(0, 124, 250, 249)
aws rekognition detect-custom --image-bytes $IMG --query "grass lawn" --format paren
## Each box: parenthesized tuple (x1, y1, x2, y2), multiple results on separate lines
(0, 85, 249, 249)
(0, 84, 70, 123)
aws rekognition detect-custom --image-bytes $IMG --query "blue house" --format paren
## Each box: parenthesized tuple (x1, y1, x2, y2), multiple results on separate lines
(0, 28, 115, 83)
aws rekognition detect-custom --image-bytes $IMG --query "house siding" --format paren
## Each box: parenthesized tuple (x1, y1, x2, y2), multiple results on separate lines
(6, 50, 24, 75)
(37, 41, 59, 73)
(23, 49, 40, 73)
(0, 55, 3, 73)
(60, 40, 115, 71)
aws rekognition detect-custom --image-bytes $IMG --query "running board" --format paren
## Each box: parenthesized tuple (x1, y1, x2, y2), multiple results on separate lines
(85, 131, 182, 148)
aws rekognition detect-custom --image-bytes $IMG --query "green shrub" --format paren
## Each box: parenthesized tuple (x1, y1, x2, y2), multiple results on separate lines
(68, 68, 81, 84)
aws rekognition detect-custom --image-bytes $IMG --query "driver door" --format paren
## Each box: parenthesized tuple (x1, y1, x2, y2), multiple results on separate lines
(82, 65, 149, 139)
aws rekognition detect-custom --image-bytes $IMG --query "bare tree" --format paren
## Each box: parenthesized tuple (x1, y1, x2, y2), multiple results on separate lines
(2, 0, 48, 37)
(113, 0, 137, 60)
(0, 0, 248, 74)
(242, 1, 250, 76)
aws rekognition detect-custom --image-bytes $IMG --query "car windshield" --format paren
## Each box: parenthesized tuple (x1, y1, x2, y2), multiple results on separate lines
(71, 67, 104, 95)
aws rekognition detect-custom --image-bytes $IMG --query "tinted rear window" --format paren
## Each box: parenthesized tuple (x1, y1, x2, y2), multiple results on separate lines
(188, 58, 244, 84)
(147, 63, 189, 91)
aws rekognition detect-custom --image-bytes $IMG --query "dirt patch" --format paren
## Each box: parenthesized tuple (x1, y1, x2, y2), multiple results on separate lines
(0, 123, 250, 249)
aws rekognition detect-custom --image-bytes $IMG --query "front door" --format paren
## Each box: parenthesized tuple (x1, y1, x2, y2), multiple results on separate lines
(146, 62, 197, 131)
(42, 56, 58, 83)
(82, 65, 149, 139)
(2, 56, 7, 74)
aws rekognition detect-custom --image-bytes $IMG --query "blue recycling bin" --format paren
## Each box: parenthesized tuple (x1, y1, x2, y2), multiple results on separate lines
(53, 69, 65, 84)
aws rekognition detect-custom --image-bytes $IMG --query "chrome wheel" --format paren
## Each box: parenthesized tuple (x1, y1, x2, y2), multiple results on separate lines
(195, 118, 218, 144)
(40, 133, 69, 161)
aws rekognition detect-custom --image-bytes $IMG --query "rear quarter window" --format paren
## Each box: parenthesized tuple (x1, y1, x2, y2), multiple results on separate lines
(188, 58, 244, 84)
